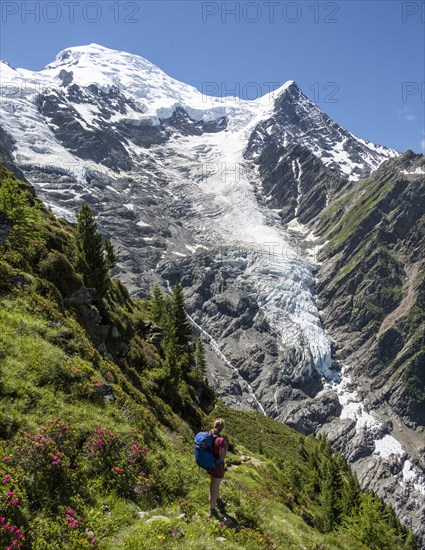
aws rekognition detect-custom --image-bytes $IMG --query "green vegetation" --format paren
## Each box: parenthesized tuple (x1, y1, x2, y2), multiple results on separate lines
(316, 153, 425, 422)
(0, 167, 416, 548)
(76, 203, 113, 299)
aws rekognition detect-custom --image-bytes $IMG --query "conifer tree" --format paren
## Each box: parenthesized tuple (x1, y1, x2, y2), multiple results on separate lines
(341, 474, 360, 517)
(342, 491, 398, 549)
(103, 239, 116, 270)
(150, 284, 164, 323)
(319, 456, 342, 531)
(75, 203, 110, 298)
(162, 307, 180, 384)
(171, 282, 192, 347)
(194, 337, 207, 378)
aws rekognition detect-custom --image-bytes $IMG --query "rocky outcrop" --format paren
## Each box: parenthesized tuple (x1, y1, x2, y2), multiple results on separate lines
(247, 141, 345, 224)
(0, 127, 29, 182)
(64, 287, 96, 305)
(36, 87, 227, 170)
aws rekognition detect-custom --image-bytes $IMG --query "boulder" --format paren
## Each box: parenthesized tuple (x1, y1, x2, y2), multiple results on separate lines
(65, 287, 96, 305)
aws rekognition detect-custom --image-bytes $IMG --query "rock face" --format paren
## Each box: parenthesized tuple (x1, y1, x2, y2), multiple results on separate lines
(313, 152, 425, 541)
(161, 253, 341, 432)
(1, 43, 424, 543)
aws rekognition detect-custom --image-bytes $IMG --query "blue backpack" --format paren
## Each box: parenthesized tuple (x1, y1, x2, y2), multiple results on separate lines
(194, 432, 222, 469)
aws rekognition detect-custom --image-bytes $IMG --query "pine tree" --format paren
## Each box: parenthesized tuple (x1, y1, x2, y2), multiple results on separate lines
(103, 239, 116, 270)
(194, 337, 207, 378)
(342, 491, 399, 549)
(341, 474, 360, 516)
(75, 203, 110, 298)
(171, 282, 192, 347)
(405, 532, 417, 550)
(319, 456, 342, 531)
(150, 284, 164, 323)
(162, 309, 180, 384)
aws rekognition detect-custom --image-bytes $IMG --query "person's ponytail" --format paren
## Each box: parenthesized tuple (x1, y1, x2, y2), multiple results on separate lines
(211, 418, 225, 435)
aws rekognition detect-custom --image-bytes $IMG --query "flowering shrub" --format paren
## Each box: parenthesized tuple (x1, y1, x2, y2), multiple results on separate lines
(0, 419, 154, 546)
(30, 512, 99, 550)
(0, 458, 26, 549)
(8, 429, 73, 509)
(80, 428, 150, 496)
(63, 508, 84, 530)
(0, 516, 24, 549)
(81, 430, 151, 498)
(82, 428, 120, 470)
(41, 418, 76, 460)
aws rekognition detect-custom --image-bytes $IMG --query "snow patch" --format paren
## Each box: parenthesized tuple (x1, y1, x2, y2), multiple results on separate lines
(373, 435, 404, 459)
(401, 167, 424, 175)
(185, 244, 208, 254)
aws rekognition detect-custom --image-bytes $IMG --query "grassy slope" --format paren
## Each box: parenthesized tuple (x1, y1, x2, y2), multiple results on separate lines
(0, 167, 416, 549)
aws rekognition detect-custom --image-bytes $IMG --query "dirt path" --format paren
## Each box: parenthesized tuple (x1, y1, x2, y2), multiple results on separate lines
(226, 454, 264, 471)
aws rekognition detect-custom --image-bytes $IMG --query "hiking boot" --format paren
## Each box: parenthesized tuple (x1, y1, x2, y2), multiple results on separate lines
(216, 498, 227, 512)
(210, 509, 222, 519)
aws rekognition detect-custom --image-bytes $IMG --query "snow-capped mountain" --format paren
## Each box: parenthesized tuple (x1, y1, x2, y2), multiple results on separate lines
(2, 44, 424, 542)
(1, 44, 395, 180)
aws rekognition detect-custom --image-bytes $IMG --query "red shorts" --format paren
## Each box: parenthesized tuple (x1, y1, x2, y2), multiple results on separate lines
(206, 462, 225, 479)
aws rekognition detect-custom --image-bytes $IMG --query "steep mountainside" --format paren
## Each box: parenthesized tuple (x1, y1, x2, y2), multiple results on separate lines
(0, 165, 416, 549)
(313, 151, 425, 539)
(1, 44, 424, 544)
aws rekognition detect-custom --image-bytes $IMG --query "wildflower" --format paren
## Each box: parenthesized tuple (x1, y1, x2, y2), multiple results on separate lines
(112, 467, 124, 474)
(3, 474, 12, 483)
(87, 532, 97, 545)
(50, 454, 62, 466)
(6, 491, 15, 498)
(3, 456, 10, 462)
(10, 499, 19, 506)
(68, 519, 78, 529)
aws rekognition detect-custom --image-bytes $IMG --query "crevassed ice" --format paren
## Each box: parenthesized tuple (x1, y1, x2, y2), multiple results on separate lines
(162, 116, 336, 381)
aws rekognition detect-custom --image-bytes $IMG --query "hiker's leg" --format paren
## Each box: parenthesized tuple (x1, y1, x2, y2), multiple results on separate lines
(209, 476, 222, 510)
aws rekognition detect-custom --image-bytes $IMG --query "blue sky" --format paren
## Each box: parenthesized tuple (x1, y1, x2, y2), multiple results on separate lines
(1, 0, 424, 153)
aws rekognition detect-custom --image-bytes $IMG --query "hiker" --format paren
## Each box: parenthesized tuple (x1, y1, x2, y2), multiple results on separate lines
(206, 418, 227, 518)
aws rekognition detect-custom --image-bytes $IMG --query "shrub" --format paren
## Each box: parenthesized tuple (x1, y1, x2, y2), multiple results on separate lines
(8, 431, 74, 510)
(38, 252, 82, 296)
(0, 260, 16, 293)
(30, 511, 99, 549)
(0, 516, 25, 549)
(80, 429, 151, 499)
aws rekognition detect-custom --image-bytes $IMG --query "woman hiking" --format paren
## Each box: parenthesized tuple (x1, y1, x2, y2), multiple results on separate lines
(206, 418, 227, 518)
